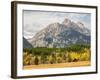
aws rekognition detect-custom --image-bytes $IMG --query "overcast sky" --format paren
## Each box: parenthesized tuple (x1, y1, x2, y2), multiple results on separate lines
(23, 10, 91, 39)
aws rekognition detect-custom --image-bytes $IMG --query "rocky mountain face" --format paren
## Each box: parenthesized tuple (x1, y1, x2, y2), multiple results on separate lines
(30, 18, 90, 48)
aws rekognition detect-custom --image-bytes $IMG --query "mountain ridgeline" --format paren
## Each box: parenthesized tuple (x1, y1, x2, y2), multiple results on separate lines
(24, 18, 91, 48)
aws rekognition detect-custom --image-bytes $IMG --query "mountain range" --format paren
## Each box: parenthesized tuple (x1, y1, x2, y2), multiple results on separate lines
(23, 18, 90, 48)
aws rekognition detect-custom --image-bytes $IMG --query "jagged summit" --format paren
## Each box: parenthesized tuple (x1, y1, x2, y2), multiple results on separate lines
(77, 21, 85, 28)
(62, 18, 71, 25)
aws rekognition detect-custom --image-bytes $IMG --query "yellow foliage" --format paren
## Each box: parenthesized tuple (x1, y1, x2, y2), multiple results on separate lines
(23, 48, 90, 65)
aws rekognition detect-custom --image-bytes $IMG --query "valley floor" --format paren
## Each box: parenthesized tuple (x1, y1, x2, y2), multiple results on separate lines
(23, 61, 90, 70)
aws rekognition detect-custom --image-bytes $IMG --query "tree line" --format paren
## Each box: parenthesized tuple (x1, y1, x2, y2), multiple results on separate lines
(23, 44, 90, 66)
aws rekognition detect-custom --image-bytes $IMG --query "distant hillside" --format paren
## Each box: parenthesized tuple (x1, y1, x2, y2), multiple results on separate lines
(23, 37, 33, 49)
